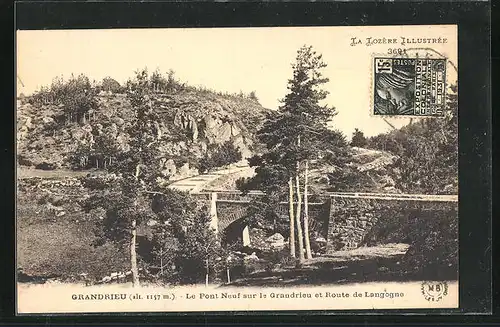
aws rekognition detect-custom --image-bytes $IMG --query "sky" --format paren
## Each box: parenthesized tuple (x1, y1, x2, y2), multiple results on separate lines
(16, 25, 457, 138)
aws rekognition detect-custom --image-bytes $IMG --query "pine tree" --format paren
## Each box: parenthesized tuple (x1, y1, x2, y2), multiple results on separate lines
(241, 45, 337, 263)
(351, 128, 367, 147)
(285, 46, 336, 261)
(81, 69, 163, 287)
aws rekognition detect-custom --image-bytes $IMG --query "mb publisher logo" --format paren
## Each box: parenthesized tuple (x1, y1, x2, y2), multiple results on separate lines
(421, 281, 448, 302)
(375, 58, 392, 74)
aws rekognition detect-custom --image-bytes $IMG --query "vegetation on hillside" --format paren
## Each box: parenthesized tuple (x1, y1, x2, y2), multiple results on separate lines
(199, 141, 243, 173)
(29, 74, 99, 126)
(367, 84, 458, 194)
(18, 68, 264, 173)
(350, 128, 367, 147)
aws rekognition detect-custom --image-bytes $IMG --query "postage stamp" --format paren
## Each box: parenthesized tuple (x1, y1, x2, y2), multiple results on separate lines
(373, 57, 447, 117)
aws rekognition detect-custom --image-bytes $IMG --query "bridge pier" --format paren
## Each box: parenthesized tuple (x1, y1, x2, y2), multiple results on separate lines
(209, 192, 219, 234)
(242, 225, 250, 247)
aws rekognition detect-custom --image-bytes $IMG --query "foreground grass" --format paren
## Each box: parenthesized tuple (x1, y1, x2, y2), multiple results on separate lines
(226, 243, 456, 287)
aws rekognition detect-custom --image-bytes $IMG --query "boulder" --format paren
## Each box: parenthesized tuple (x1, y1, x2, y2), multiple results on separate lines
(231, 124, 241, 137)
(204, 115, 218, 130)
(42, 116, 55, 124)
(112, 116, 125, 126)
(315, 237, 327, 244)
(265, 233, 286, 250)
(266, 233, 285, 243)
(162, 159, 177, 177)
(177, 163, 198, 179)
(24, 117, 33, 129)
(56, 211, 66, 217)
(48, 195, 66, 206)
(243, 252, 259, 262)
(147, 219, 158, 227)
(217, 122, 233, 144)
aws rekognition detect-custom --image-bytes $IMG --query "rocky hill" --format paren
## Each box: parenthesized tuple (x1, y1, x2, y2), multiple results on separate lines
(17, 90, 268, 178)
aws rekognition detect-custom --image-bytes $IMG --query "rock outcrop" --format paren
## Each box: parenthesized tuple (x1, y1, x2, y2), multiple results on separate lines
(17, 90, 267, 175)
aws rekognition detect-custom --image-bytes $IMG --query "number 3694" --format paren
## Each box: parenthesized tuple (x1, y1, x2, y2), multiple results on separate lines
(388, 48, 407, 55)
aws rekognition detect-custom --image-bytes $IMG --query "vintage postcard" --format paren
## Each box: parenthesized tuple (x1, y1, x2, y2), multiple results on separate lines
(16, 25, 458, 314)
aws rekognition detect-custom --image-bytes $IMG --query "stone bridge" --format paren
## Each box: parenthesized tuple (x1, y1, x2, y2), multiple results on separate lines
(194, 189, 458, 251)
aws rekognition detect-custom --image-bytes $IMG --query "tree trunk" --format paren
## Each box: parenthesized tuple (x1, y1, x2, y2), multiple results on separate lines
(303, 160, 313, 259)
(130, 219, 139, 287)
(135, 164, 141, 180)
(160, 246, 164, 276)
(288, 177, 296, 258)
(130, 164, 141, 287)
(295, 164, 305, 263)
(205, 258, 209, 287)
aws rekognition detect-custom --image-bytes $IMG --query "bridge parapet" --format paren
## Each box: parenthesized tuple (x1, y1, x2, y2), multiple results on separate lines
(194, 190, 458, 253)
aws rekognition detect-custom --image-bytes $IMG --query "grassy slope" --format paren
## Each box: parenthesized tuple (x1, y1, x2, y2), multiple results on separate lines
(17, 179, 129, 282)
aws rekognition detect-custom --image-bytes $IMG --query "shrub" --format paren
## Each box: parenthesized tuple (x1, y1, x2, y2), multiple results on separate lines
(175, 212, 225, 284)
(402, 207, 458, 280)
(101, 77, 122, 93)
(248, 91, 259, 103)
(198, 141, 242, 172)
(351, 128, 367, 147)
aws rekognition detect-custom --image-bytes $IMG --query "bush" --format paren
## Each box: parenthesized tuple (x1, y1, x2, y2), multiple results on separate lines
(263, 248, 296, 272)
(198, 141, 242, 173)
(175, 213, 225, 284)
(351, 128, 367, 147)
(402, 207, 458, 279)
(248, 91, 259, 103)
(101, 77, 122, 93)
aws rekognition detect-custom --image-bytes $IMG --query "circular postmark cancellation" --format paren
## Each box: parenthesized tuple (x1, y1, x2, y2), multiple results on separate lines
(421, 281, 449, 302)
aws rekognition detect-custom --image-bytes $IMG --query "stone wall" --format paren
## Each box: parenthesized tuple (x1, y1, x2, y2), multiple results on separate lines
(326, 196, 458, 252)
(196, 192, 458, 254)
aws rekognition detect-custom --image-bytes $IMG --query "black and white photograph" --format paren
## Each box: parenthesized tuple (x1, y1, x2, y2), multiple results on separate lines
(16, 25, 459, 313)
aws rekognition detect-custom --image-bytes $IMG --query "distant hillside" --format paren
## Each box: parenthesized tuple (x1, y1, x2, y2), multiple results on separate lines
(17, 88, 269, 177)
(307, 147, 401, 194)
